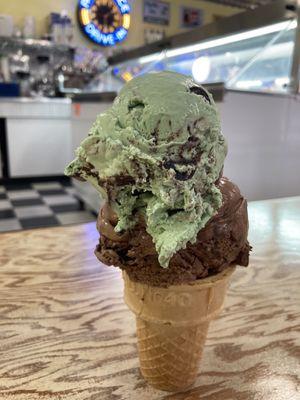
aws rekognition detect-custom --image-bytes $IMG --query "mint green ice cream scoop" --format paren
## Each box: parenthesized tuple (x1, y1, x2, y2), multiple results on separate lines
(65, 71, 227, 267)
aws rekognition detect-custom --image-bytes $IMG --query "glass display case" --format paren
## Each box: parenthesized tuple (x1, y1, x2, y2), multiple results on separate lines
(103, 0, 300, 95)
(112, 20, 296, 93)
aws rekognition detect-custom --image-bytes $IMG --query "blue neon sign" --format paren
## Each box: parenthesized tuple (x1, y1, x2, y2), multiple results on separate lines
(78, 0, 131, 46)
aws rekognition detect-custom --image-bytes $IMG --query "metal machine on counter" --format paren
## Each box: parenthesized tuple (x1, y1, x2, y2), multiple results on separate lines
(0, 37, 108, 97)
(0, 38, 110, 183)
(0, 37, 74, 97)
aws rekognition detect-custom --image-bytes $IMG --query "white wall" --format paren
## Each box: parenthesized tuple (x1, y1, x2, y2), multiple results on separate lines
(219, 91, 300, 201)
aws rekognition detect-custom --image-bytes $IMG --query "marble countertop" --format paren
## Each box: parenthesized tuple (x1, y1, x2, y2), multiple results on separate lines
(0, 97, 71, 104)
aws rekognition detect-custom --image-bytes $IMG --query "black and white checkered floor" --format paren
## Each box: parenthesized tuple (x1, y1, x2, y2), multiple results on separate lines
(0, 181, 96, 233)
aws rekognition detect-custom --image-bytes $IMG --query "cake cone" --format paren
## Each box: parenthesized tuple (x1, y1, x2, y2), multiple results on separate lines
(123, 266, 235, 392)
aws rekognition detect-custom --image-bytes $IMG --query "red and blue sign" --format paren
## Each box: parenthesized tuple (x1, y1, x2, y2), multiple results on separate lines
(78, 0, 131, 46)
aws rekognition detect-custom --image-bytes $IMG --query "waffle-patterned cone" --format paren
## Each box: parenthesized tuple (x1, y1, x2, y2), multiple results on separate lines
(123, 266, 235, 392)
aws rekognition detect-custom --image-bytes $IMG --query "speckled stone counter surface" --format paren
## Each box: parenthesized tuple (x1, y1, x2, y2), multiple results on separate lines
(0, 197, 299, 399)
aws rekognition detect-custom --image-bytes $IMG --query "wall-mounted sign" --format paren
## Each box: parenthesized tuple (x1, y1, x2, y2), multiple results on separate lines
(143, 0, 170, 26)
(181, 7, 203, 28)
(78, 0, 130, 46)
(144, 28, 165, 44)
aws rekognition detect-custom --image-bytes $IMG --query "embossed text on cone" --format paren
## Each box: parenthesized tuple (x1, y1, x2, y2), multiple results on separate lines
(123, 267, 235, 392)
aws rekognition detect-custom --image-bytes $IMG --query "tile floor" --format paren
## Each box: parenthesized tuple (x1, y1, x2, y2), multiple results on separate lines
(0, 181, 97, 233)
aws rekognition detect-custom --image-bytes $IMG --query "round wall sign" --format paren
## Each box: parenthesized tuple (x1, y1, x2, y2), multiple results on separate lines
(78, 0, 131, 46)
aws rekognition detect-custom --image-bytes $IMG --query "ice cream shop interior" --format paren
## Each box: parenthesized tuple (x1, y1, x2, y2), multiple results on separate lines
(1, 0, 300, 397)
(0, 0, 298, 232)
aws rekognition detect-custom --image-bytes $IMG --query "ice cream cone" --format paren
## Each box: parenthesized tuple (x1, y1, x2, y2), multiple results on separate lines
(66, 71, 250, 392)
(123, 266, 235, 392)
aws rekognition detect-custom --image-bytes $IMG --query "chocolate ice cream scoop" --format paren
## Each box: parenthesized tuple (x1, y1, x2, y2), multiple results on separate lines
(95, 177, 250, 287)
